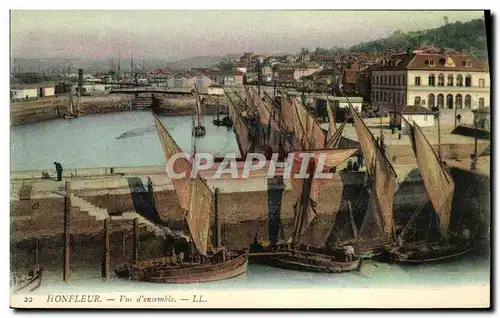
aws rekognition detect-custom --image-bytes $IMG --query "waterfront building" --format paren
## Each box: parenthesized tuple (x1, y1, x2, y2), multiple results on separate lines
(371, 48, 490, 110)
(388, 104, 436, 129)
(10, 83, 56, 101)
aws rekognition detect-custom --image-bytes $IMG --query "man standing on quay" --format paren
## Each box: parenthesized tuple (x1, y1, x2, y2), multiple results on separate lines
(54, 161, 63, 181)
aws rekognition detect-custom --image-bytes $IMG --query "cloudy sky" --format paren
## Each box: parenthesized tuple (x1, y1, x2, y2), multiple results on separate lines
(11, 10, 485, 60)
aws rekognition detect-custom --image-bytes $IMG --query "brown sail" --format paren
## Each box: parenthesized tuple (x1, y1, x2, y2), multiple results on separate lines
(293, 98, 325, 149)
(152, 113, 192, 212)
(349, 104, 398, 237)
(288, 149, 357, 246)
(187, 174, 214, 255)
(409, 120, 455, 239)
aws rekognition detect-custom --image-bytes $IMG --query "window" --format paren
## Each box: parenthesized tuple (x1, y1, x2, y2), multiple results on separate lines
(437, 94, 444, 108)
(397, 76, 400, 86)
(388, 75, 392, 85)
(447, 74, 454, 86)
(415, 77, 421, 86)
(428, 94, 435, 108)
(429, 60, 435, 66)
(414, 96, 421, 105)
(463, 60, 472, 67)
(455, 94, 463, 109)
(438, 74, 445, 86)
(479, 98, 485, 108)
(384, 75, 388, 85)
(456, 75, 463, 87)
(465, 75, 472, 87)
(428, 74, 435, 86)
(402, 76, 406, 86)
(392, 92, 396, 103)
(465, 94, 471, 109)
(384, 91, 387, 102)
(407, 115, 412, 121)
(479, 79, 485, 88)
(446, 94, 454, 109)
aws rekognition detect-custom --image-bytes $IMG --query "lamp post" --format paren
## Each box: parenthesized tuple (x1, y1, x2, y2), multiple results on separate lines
(432, 106, 442, 161)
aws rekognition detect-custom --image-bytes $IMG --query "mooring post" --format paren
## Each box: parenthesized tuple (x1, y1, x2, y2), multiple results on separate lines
(121, 229, 126, 260)
(215, 188, 222, 249)
(133, 218, 139, 262)
(103, 218, 110, 280)
(64, 181, 71, 282)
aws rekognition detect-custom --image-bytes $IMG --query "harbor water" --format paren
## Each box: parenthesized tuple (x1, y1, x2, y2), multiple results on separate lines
(10, 110, 240, 171)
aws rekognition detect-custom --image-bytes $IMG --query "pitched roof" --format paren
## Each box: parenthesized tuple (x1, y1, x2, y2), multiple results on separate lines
(376, 52, 489, 72)
(400, 105, 435, 115)
(342, 69, 358, 84)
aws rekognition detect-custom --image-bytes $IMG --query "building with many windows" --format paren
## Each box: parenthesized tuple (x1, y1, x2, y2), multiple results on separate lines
(371, 48, 490, 110)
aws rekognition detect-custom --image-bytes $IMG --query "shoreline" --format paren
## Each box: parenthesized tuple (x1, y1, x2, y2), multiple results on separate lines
(10, 94, 220, 126)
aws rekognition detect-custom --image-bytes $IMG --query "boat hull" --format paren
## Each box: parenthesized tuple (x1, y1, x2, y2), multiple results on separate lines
(249, 241, 362, 273)
(378, 241, 474, 264)
(12, 269, 43, 294)
(272, 249, 362, 273)
(123, 250, 248, 284)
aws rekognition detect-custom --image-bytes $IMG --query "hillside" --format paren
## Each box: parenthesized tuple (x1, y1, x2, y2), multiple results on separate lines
(348, 18, 488, 59)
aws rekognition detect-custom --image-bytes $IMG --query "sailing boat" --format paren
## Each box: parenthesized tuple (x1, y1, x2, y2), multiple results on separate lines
(192, 85, 206, 137)
(380, 118, 473, 264)
(250, 148, 363, 273)
(11, 239, 43, 293)
(63, 84, 79, 119)
(342, 96, 399, 259)
(212, 96, 232, 128)
(117, 112, 248, 283)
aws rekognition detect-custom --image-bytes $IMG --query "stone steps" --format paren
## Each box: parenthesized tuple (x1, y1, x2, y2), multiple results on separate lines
(70, 193, 167, 237)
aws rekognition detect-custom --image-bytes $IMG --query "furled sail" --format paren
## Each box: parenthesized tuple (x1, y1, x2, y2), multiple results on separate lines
(406, 119, 455, 239)
(288, 148, 358, 245)
(152, 112, 191, 212)
(292, 98, 325, 149)
(152, 111, 213, 255)
(325, 95, 337, 142)
(349, 104, 398, 237)
(325, 121, 346, 149)
(225, 90, 253, 157)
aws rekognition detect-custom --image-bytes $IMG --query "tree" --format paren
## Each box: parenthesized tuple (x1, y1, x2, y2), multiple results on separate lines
(216, 58, 236, 71)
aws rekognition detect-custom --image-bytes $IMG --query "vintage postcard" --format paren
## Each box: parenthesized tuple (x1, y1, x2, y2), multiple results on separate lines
(9, 9, 491, 309)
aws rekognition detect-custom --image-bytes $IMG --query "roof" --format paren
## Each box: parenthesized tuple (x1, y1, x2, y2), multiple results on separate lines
(472, 107, 490, 114)
(376, 52, 489, 72)
(151, 68, 169, 75)
(342, 69, 358, 84)
(11, 83, 56, 89)
(313, 69, 337, 77)
(400, 105, 435, 115)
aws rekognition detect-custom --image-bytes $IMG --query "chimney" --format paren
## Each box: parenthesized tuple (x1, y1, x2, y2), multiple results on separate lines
(407, 47, 412, 56)
(78, 69, 84, 94)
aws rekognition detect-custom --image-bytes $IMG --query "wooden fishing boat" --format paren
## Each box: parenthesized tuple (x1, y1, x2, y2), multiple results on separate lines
(11, 268, 43, 294)
(249, 147, 361, 273)
(381, 117, 475, 264)
(192, 86, 206, 137)
(12, 240, 43, 294)
(115, 112, 248, 284)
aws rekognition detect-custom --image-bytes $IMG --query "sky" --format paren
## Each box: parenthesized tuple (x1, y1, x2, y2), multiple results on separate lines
(10, 10, 485, 61)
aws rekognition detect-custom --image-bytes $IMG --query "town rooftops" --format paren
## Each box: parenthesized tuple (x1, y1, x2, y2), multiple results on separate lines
(11, 83, 56, 89)
(151, 68, 169, 75)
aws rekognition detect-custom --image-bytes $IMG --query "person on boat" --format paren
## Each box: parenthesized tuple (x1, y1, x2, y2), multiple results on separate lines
(356, 152, 364, 168)
(344, 245, 356, 262)
(346, 160, 353, 171)
(53, 162, 63, 181)
(352, 161, 360, 172)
